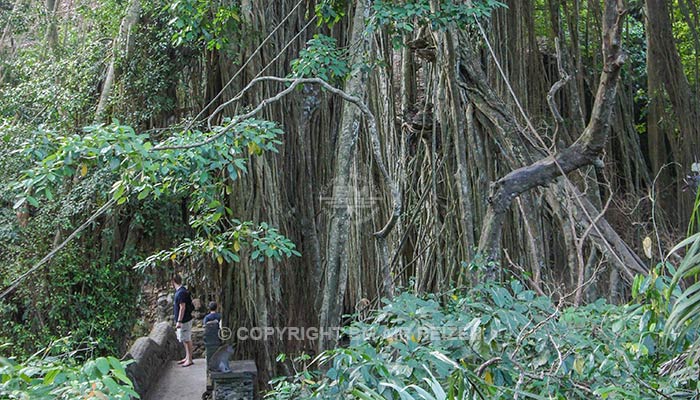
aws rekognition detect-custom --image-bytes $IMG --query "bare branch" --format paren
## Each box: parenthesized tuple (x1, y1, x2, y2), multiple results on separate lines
(476, 0, 630, 276)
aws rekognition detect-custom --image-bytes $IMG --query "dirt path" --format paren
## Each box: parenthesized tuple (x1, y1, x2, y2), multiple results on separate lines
(147, 358, 207, 400)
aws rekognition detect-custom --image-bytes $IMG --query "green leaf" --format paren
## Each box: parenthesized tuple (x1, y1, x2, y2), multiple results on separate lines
(107, 356, 123, 372)
(12, 197, 26, 210)
(26, 196, 39, 207)
(43, 368, 61, 385)
(137, 186, 152, 200)
(102, 376, 120, 393)
(96, 358, 110, 375)
(112, 369, 132, 385)
(113, 181, 126, 200)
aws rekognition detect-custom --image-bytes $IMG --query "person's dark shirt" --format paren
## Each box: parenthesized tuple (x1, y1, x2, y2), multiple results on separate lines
(173, 286, 193, 323)
(203, 312, 221, 325)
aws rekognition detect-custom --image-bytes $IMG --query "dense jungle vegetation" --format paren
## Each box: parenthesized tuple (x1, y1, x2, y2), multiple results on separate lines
(3, 0, 700, 398)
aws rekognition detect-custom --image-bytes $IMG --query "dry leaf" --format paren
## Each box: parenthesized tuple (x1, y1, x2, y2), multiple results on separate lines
(643, 236, 653, 259)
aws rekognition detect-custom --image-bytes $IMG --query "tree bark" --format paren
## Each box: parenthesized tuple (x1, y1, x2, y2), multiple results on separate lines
(475, 0, 628, 274)
(318, 0, 370, 351)
(94, 0, 140, 123)
(645, 0, 700, 225)
(44, 0, 60, 53)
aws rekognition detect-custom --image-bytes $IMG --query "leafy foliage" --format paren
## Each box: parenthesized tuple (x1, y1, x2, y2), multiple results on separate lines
(665, 230, 700, 381)
(0, 41, 105, 128)
(0, 0, 295, 365)
(12, 119, 282, 206)
(11, 117, 299, 274)
(671, 5, 700, 86)
(167, 0, 240, 50)
(314, 0, 346, 28)
(0, 122, 143, 358)
(135, 220, 300, 269)
(267, 279, 698, 399)
(290, 35, 350, 85)
(0, 338, 137, 399)
(372, 0, 505, 40)
(0, 250, 140, 357)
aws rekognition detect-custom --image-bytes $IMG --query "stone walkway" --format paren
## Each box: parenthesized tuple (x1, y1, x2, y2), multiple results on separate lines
(146, 358, 207, 400)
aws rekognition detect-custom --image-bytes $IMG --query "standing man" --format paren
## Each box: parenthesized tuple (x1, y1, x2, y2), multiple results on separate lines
(172, 274, 194, 367)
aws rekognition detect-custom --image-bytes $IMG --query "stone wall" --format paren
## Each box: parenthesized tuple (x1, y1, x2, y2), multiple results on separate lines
(124, 321, 184, 399)
(192, 326, 205, 358)
(211, 360, 257, 400)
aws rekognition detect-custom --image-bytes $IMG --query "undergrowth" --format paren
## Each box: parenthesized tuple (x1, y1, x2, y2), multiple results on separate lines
(267, 271, 698, 399)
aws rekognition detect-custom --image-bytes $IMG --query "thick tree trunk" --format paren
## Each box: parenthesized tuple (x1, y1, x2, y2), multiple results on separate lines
(438, 29, 476, 260)
(298, 85, 324, 307)
(318, 0, 370, 351)
(645, 0, 700, 225)
(94, 0, 140, 123)
(44, 0, 60, 53)
(646, 50, 672, 211)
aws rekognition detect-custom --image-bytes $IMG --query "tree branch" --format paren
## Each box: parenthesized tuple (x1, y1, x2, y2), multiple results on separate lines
(477, 0, 628, 272)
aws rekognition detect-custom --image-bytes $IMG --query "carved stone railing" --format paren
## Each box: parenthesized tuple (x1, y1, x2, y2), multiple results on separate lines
(211, 360, 257, 400)
(123, 321, 184, 399)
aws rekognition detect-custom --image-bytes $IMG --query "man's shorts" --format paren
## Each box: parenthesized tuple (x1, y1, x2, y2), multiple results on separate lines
(176, 320, 193, 342)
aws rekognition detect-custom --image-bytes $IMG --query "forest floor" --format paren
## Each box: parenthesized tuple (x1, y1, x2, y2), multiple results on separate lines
(146, 359, 206, 400)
